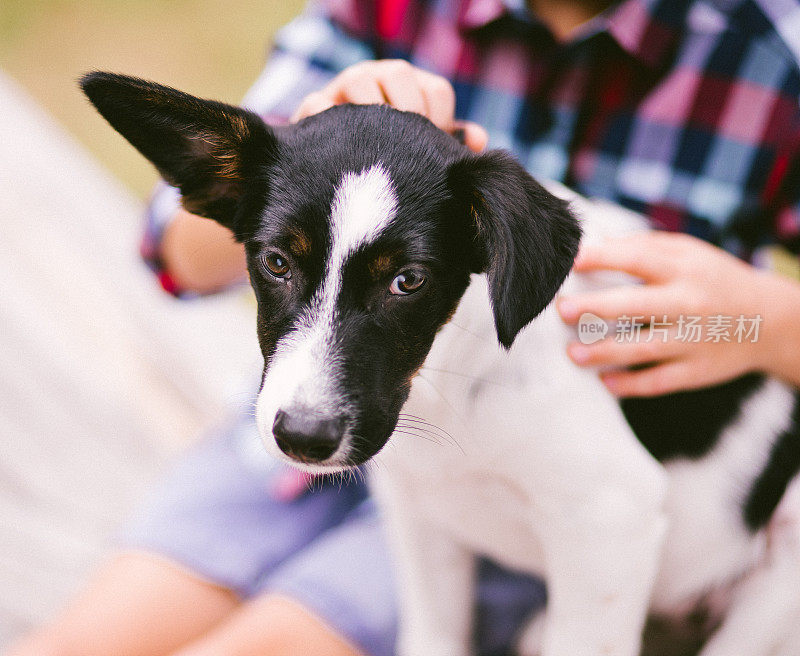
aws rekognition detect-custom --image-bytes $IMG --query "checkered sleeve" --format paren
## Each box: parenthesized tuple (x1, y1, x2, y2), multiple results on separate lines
(734, 1, 800, 259)
(141, 0, 376, 296)
(769, 130, 800, 256)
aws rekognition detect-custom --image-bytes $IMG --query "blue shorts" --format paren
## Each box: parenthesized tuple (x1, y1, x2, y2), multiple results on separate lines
(122, 410, 546, 656)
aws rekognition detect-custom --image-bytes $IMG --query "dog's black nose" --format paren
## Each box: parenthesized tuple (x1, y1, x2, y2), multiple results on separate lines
(272, 410, 345, 463)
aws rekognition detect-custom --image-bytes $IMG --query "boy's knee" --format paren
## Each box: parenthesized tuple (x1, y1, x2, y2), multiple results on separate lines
(250, 594, 363, 655)
(174, 594, 363, 656)
(6, 631, 73, 656)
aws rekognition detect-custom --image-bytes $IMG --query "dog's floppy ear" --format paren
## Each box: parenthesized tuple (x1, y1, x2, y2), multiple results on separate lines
(449, 150, 581, 349)
(80, 71, 276, 237)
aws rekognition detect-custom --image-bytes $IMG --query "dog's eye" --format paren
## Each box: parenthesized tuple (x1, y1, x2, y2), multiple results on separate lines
(260, 252, 292, 280)
(390, 269, 426, 295)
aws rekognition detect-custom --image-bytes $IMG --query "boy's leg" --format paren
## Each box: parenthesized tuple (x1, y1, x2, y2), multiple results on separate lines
(119, 413, 372, 599)
(241, 501, 398, 656)
(182, 507, 547, 656)
(9, 410, 373, 656)
(7, 551, 238, 656)
(172, 594, 364, 656)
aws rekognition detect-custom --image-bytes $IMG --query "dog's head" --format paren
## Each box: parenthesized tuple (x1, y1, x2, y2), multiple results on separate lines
(82, 72, 580, 471)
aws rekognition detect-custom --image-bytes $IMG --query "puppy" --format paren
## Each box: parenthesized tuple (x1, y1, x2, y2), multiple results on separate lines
(82, 72, 800, 656)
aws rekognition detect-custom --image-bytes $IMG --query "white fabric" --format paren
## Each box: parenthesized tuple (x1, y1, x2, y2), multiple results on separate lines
(0, 72, 260, 645)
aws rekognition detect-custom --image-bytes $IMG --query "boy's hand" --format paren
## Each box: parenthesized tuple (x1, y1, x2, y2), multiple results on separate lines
(556, 232, 794, 397)
(292, 60, 488, 152)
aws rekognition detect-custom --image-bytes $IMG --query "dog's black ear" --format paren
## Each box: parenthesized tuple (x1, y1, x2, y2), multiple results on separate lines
(449, 150, 581, 349)
(80, 71, 276, 236)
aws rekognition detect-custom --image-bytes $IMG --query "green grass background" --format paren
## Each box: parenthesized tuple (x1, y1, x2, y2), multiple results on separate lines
(1, 0, 305, 198)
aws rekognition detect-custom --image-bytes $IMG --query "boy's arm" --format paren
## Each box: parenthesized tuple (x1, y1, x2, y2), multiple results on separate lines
(557, 232, 800, 394)
(557, 120, 800, 396)
(157, 208, 247, 295)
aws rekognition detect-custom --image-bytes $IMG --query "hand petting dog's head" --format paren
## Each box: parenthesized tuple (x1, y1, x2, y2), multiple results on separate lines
(81, 72, 580, 471)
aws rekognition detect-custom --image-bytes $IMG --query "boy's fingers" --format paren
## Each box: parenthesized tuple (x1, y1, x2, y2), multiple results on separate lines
(333, 76, 386, 105)
(557, 285, 678, 324)
(291, 61, 488, 153)
(414, 69, 456, 132)
(380, 76, 427, 116)
(374, 61, 427, 115)
(412, 71, 488, 152)
(601, 359, 700, 397)
(455, 121, 489, 152)
(574, 234, 676, 281)
(291, 91, 335, 122)
(566, 329, 686, 368)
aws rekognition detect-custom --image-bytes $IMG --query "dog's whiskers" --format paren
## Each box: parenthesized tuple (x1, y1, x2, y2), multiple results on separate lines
(419, 366, 508, 388)
(396, 414, 463, 454)
(346, 435, 377, 481)
(395, 422, 450, 447)
(399, 390, 466, 455)
(393, 428, 446, 448)
(416, 372, 458, 413)
(304, 473, 317, 493)
(397, 414, 457, 438)
(362, 456, 385, 477)
(448, 320, 492, 342)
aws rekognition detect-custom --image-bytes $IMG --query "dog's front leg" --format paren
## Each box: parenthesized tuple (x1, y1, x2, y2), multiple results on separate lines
(393, 525, 475, 656)
(536, 483, 667, 656)
(373, 476, 476, 656)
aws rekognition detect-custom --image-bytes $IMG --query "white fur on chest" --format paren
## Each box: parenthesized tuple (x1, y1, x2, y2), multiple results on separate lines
(375, 273, 665, 573)
(372, 184, 797, 638)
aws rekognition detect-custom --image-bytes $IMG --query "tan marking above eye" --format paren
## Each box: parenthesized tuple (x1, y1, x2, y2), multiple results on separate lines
(288, 229, 312, 257)
(368, 253, 397, 279)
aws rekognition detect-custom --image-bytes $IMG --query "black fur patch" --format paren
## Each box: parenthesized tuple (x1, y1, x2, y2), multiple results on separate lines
(623, 375, 800, 531)
(80, 72, 277, 238)
(743, 392, 800, 530)
(620, 374, 764, 461)
(449, 151, 581, 348)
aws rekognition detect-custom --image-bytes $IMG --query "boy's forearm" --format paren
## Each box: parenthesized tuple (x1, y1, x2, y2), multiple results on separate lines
(758, 270, 800, 389)
(161, 209, 247, 294)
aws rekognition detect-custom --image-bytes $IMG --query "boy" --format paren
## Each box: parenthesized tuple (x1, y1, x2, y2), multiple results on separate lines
(12, 0, 800, 654)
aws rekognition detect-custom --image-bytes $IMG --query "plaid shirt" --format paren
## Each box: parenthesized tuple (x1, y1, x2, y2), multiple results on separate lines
(143, 0, 800, 294)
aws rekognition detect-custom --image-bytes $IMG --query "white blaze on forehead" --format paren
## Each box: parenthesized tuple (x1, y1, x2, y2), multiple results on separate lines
(318, 163, 398, 339)
(329, 164, 398, 262)
(255, 164, 398, 465)
(320, 163, 398, 341)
